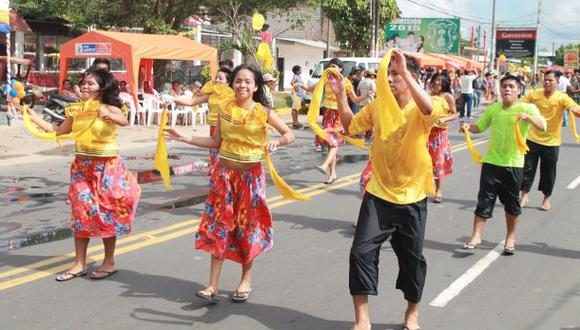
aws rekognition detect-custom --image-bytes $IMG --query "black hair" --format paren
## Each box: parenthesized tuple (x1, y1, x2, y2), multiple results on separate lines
(430, 72, 452, 94)
(81, 68, 123, 108)
(403, 55, 421, 76)
(292, 65, 301, 75)
(328, 58, 344, 69)
(500, 74, 522, 88)
(393, 33, 400, 39)
(219, 59, 234, 70)
(62, 79, 72, 86)
(119, 80, 127, 85)
(90, 58, 111, 71)
(218, 67, 232, 84)
(543, 70, 562, 79)
(408, 32, 415, 36)
(229, 64, 269, 108)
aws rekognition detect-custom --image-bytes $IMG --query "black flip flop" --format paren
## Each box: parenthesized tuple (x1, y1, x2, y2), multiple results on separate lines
(55, 269, 87, 282)
(90, 269, 118, 280)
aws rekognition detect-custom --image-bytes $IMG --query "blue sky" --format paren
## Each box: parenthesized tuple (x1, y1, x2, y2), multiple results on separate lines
(396, 0, 580, 52)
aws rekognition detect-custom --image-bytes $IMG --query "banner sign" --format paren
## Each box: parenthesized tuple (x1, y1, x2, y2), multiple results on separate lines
(75, 42, 112, 56)
(495, 29, 536, 59)
(0, 0, 9, 25)
(564, 48, 579, 69)
(385, 18, 460, 54)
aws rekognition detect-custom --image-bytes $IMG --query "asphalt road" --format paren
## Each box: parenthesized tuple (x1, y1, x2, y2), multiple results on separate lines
(1, 118, 579, 330)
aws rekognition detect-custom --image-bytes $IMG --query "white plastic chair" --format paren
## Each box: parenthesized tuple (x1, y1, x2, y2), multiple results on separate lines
(120, 92, 146, 126)
(143, 93, 163, 126)
(169, 102, 193, 127)
(193, 103, 208, 128)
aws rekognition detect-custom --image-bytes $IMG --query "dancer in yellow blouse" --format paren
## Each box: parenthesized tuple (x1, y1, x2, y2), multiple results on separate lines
(165, 65, 306, 304)
(519, 70, 580, 210)
(24, 69, 141, 281)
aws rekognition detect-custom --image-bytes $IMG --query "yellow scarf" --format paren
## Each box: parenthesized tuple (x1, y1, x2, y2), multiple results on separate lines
(154, 110, 173, 190)
(569, 111, 580, 143)
(264, 152, 310, 201)
(22, 102, 99, 145)
(375, 49, 407, 141)
(463, 127, 483, 164)
(514, 119, 530, 154)
(306, 67, 368, 150)
(291, 87, 301, 110)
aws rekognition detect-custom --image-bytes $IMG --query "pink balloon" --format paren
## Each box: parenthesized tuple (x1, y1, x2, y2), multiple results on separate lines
(260, 31, 272, 43)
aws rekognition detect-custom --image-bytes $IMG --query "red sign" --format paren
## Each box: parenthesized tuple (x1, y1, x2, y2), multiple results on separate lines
(496, 30, 536, 40)
(495, 29, 537, 59)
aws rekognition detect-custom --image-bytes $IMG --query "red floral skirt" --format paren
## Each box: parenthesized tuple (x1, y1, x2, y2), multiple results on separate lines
(315, 108, 344, 148)
(195, 162, 273, 264)
(359, 161, 373, 196)
(209, 125, 218, 166)
(428, 127, 453, 179)
(69, 156, 141, 238)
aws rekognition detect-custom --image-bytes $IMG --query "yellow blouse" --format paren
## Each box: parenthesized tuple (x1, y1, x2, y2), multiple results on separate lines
(202, 81, 235, 126)
(322, 78, 353, 109)
(431, 95, 452, 129)
(218, 100, 269, 163)
(65, 100, 124, 157)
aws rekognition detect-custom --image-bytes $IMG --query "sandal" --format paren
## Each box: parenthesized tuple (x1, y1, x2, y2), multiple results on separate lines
(433, 195, 443, 203)
(231, 288, 252, 303)
(325, 176, 337, 184)
(503, 246, 515, 256)
(90, 269, 118, 280)
(196, 289, 219, 303)
(463, 242, 481, 250)
(55, 269, 87, 282)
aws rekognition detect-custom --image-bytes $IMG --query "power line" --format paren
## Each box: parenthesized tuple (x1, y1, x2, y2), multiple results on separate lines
(401, 0, 491, 24)
(541, 23, 580, 41)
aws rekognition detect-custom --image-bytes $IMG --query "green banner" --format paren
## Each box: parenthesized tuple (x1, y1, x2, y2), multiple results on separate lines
(385, 18, 460, 54)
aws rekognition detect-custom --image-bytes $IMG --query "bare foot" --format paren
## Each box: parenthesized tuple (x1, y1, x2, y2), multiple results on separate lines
(540, 196, 551, 211)
(519, 192, 529, 207)
(317, 165, 328, 175)
(404, 303, 420, 330)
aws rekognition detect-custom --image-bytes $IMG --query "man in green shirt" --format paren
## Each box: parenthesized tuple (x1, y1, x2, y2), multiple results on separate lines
(461, 74, 546, 255)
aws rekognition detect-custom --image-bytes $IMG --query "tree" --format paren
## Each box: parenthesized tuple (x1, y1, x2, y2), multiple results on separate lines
(318, 0, 399, 56)
(555, 43, 580, 66)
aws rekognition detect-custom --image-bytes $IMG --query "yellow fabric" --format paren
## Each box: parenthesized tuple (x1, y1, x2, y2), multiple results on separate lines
(202, 81, 235, 126)
(514, 119, 530, 154)
(22, 105, 60, 145)
(569, 110, 580, 143)
(463, 127, 484, 164)
(256, 42, 273, 69)
(154, 111, 172, 190)
(291, 88, 301, 110)
(306, 68, 367, 150)
(264, 152, 310, 201)
(431, 95, 452, 129)
(66, 100, 120, 157)
(374, 49, 407, 141)
(219, 100, 308, 200)
(322, 77, 353, 109)
(520, 90, 579, 146)
(349, 101, 443, 204)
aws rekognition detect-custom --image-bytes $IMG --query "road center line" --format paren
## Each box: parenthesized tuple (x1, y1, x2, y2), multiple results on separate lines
(429, 241, 506, 308)
(566, 176, 580, 189)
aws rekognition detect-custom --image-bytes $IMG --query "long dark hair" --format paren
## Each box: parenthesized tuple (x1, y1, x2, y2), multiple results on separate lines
(81, 68, 123, 108)
(229, 64, 268, 108)
(430, 72, 452, 94)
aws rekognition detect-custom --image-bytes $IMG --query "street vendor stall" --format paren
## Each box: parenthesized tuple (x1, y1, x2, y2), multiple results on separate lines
(59, 30, 218, 106)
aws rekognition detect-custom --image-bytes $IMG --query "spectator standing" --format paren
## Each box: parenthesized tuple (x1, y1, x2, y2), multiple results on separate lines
(460, 70, 476, 118)
(290, 65, 304, 128)
(472, 72, 486, 111)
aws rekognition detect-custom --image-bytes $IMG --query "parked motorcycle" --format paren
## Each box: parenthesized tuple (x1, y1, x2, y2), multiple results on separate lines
(42, 94, 78, 125)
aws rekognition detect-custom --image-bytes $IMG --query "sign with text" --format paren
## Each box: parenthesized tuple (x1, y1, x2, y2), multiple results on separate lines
(495, 29, 536, 59)
(75, 42, 112, 56)
(564, 48, 579, 69)
(385, 18, 460, 54)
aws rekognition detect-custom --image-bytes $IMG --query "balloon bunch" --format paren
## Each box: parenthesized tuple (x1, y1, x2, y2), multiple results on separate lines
(2, 80, 26, 105)
(252, 12, 273, 70)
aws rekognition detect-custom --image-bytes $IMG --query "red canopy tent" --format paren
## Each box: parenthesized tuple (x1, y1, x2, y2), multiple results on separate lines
(59, 30, 218, 106)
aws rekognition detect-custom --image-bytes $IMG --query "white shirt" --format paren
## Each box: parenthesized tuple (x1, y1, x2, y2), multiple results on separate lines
(460, 74, 476, 94)
(558, 76, 571, 92)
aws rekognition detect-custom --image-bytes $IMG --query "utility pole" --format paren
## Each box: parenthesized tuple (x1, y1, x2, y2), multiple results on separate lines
(533, 0, 542, 73)
(370, 0, 376, 57)
(489, 0, 497, 71)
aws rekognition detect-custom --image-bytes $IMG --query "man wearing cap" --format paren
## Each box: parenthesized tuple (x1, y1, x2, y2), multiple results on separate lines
(263, 73, 277, 109)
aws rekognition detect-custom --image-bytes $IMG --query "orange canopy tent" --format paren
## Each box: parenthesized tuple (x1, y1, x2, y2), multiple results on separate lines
(59, 30, 218, 105)
(403, 51, 446, 68)
(445, 54, 483, 71)
(429, 54, 469, 71)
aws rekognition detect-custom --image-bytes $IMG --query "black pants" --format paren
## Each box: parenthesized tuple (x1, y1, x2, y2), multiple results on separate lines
(475, 163, 523, 218)
(349, 193, 427, 303)
(521, 140, 560, 197)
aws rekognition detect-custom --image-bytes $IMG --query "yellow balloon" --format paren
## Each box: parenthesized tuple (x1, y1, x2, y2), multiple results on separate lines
(252, 13, 265, 31)
(11, 97, 20, 105)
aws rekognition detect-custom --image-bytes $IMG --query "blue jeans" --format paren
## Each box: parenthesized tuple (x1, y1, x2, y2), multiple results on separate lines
(461, 93, 473, 118)
(473, 90, 483, 109)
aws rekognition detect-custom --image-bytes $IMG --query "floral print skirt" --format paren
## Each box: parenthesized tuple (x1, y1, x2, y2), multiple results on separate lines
(428, 127, 453, 179)
(315, 108, 344, 148)
(359, 161, 373, 196)
(195, 162, 273, 264)
(69, 156, 141, 238)
(209, 125, 218, 166)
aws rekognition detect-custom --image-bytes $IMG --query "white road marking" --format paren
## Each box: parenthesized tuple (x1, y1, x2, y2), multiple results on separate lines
(566, 176, 580, 189)
(429, 240, 506, 308)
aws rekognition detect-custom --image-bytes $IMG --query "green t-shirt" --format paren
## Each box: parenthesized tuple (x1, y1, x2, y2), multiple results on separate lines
(476, 102, 545, 168)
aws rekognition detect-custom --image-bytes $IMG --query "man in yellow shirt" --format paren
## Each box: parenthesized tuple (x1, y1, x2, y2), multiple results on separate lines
(327, 50, 442, 330)
(519, 70, 580, 210)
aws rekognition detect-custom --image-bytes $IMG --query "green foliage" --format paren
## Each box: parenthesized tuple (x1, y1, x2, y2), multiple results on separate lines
(200, 65, 211, 84)
(317, 0, 399, 56)
(555, 43, 580, 66)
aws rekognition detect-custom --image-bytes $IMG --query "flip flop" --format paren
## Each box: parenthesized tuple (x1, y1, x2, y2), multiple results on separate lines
(55, 269, 87, 282)
(402, 326, 421, 330)
(463, 242, 481, 250)
(325, 176, 337, 184)
(503, 246, 515, 256)
(90, 269, 118, 280)
(231, 288, 252, 303)
(196, 289, 219, 304)
(433, 196, 443, 203)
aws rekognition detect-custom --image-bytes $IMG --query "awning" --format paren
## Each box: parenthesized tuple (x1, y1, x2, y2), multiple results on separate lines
(9, 10, 31, 33)
(403, 51, 446, 68)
